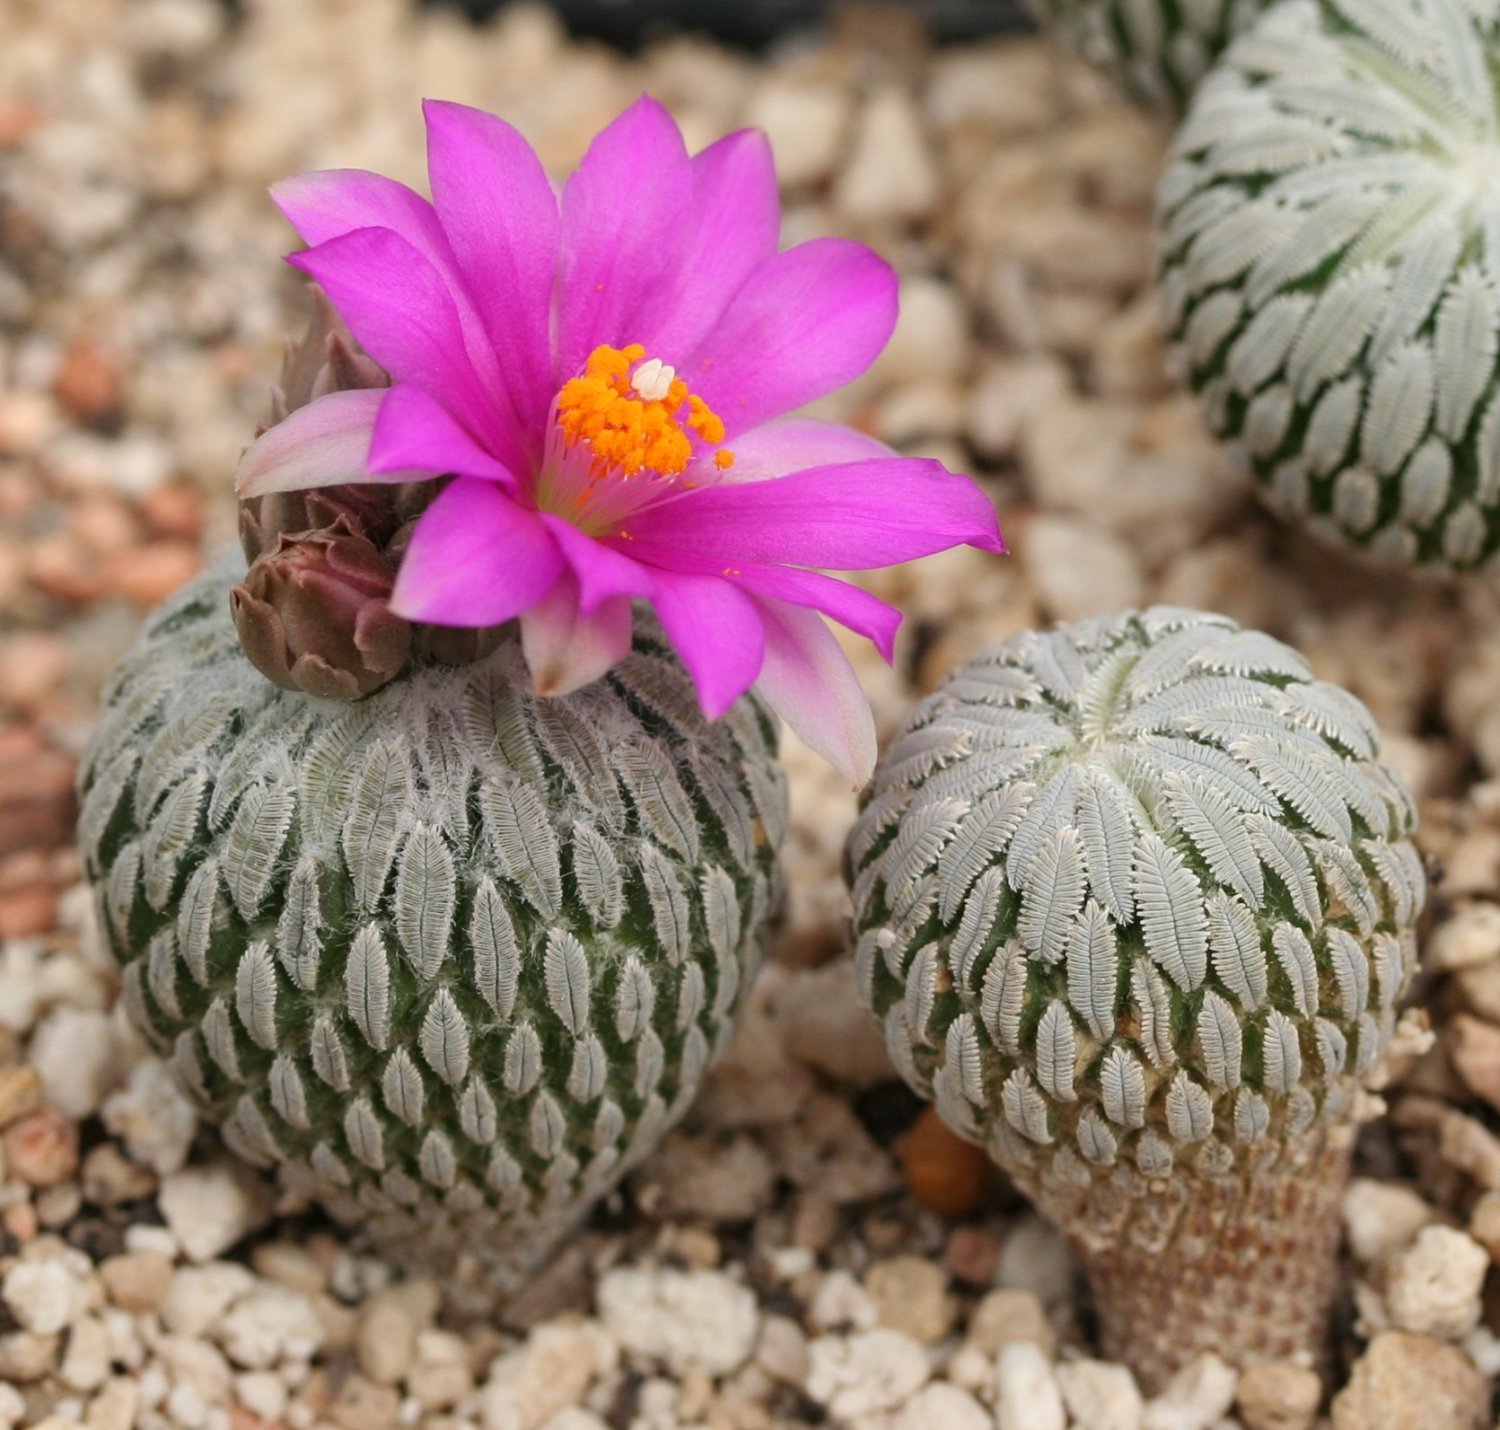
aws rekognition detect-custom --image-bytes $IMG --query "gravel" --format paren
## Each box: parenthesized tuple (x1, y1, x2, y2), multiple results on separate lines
(3, 0, 1500, 1426)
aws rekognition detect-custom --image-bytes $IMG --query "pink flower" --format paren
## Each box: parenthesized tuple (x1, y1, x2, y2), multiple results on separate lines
(236, 96, 1003, 784)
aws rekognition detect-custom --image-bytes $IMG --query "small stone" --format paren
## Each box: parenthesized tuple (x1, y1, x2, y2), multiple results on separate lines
(945, 1225, 999, 1287)
(805, 1328, 930, 1419)
(995, 1341, 1066, 1430)
(1429, 904, 1500, 971)
(639, 1131, 776, 1222)
(59, 1315, 111, 1392)
(1057, 1359, 1144, 1430)
(233, 1369, 288, 1424)
(160, 1263, 256, 1338)
(835, 87, 938, 223)
(874, 277, 973, 385)
(995, 1216, 1075, 1309)
(900, 1107, 993, 1217)
(480, 1319, 599, 1427)
(597, 1266, 758, 1377)
(355, 1279, 440, 1385)
(889, 1382, 991, 1430)
(100, 1059, 198, 1175)
(248, 1241, 325, 1296)
(1142, 1354, 1238, 1430)
(774, 960, 893, 1087)
(808, 1269, 878, 1332)
(968, 1288, 1056, 1360)
(158, 1163, 271, 1262)
(85, 1379, 138, 1430)
(865, 1256, 955, 1345)
(745, 78, 850, 188)
(28, 1007, 121, 1120)
(1234, 1361, 1321, 1430)
(0, 1328, 61, 1382)
(217, 1285, 324, 1369)
(98, 1253, 173, 1313)
(53, 340, 124, 426)
(1331, 1331, 1488, 1429)
(754, 1315, 809, 1386)
(0, 1066, 42, 1129)
(2, 1258, 88, 1335)
(81, 1144, 156, 1208)
(328, 1373, 400, 1430)
(1383, 1226, 1488, 1340)
(1448, 1014, 1500, 1110)
(1342, 1179, 1437, 1265)
(2, 1107, 79, 1187)
(1020, 513, 1146, 622)
(967, 357, 1071, 462)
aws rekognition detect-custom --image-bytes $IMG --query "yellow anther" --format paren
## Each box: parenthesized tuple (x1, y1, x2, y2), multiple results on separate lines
(556, 344, 731, 480)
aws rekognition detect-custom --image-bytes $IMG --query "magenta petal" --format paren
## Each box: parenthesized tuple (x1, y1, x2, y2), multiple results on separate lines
(685, 238, 898, 437)
(423, 101, 559, 440)
(520, 578, 633, 697)
(630, 457, 1006, 569)
(687, 418, 892, 485)
(368, 384, 518, 487)
(642, 129, 781, 362)
(556, 96, 694, 381)
(290, 228, 514, 465)
(753, 598, 876, 788)
(649, 569, 766, 719)
(390, 477, 563, 626)
(272, 170, 505, 397)
(235, 389, 417, 496)
(539, 515, 653, 613)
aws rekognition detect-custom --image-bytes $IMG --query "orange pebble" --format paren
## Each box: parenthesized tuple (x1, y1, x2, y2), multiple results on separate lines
(2, 1106, 79, 1188)
(901, 1106, 994, 1217)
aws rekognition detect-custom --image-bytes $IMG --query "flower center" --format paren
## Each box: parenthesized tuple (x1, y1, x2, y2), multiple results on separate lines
(555, 343, 734, 480)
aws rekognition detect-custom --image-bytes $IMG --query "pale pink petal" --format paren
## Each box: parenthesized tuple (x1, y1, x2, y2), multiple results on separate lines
(684, 238, 898, 437)
(640, 129, 781, 362)
(235, 389, 416, 497)
(289, 228, 517, 465)
(629, 456, 1005, 568)
(368, 384, 518, 487)
(390, 477, 563, 626)
(423, 101, 559, 442)
(520, 577, 633, 697)
(649, 568, 766, 719)
(272, 169, 505, 398)
(556, 96, 694, 381)
(753, 598, 876, 788)
(685, 417, 893, 485)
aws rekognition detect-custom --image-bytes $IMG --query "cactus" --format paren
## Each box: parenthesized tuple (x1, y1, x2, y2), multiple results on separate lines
(1027, 0, 1270, 112)
(79, 559, 787, 1299)
(845, 608, 1423, 1388)
(1159, 0, 1500, 572)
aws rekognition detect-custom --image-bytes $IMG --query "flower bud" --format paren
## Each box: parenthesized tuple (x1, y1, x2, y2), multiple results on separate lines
(230, 520, 411, 699)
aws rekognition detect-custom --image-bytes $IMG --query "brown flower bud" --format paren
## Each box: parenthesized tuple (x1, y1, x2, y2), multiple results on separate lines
(230, 520, 411, 699)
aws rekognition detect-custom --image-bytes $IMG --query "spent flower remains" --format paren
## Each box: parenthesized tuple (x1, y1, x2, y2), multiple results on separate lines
(236, 96, 1005, 783)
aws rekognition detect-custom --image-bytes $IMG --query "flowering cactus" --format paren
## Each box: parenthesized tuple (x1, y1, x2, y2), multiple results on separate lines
(1159, 0, 1500, 571)
(846, 609, 1423, 1388)
(82, 97, 1004, 1297)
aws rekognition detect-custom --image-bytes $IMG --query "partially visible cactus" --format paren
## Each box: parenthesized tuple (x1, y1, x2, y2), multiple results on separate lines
(1027, 0, 1270, 112)
(80, 561, 786, 1300)
(1159, 0, 1500, 572)
(846, 608, 1423, 1388)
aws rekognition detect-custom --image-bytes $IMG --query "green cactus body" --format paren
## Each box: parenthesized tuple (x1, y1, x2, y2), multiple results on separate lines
(1028, 0, 1270, 112)
(1159, 0, 1500, 572)
(846, 608, 1422, 1386)
(80, 560, 786, 1295)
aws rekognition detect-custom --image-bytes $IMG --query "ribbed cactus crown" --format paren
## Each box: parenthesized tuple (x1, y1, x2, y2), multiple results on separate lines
(1160, 0, 1500, 571)
(80, 561, 786, 1289)
(847, 608, 1422, 1196)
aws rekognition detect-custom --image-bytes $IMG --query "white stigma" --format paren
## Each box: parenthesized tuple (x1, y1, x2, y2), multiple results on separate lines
(629, 358, 675, 402)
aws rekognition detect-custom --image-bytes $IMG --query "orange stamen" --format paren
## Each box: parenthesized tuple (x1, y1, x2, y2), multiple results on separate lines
(556, 344, 734, 480)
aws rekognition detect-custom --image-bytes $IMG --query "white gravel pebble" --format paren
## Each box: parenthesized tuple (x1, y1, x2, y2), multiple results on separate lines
(27, 1006, 121, 1118)
(1058, 1358, 1146, 1430)
(835, 87, 939, 223)
(2, 1257, 89, 1335)
(597, 1266, 758, 1377)
(100, 1058, 198, 1175)
(157, 1163, 269, 1262)
(1382, 1226, 1489, 1340)
(806, 1328, 931, 1419)
(1342, 1180, 1439, 1265)
(887, 1381, 992, 1429)
(1142, 1354, 1238, 1430)
(995, 1340, 1067, 1430)
(215, 1284, 324, 1368)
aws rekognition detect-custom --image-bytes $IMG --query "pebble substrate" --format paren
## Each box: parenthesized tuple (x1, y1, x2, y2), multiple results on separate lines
(3, 1, 1500, 1427)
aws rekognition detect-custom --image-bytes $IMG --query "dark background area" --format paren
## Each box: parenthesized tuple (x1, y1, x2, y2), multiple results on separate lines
(429, 0, 1035, 50)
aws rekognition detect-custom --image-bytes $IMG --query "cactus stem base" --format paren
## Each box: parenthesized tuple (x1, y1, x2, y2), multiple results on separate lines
(1048, 1126, 1354, 1394)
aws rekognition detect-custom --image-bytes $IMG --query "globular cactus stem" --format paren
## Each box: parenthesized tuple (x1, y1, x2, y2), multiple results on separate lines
(846, 608, 1423, 1389)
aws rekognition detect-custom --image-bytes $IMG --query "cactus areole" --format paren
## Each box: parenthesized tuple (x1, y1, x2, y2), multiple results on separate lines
(845, 609, 1423, 1388)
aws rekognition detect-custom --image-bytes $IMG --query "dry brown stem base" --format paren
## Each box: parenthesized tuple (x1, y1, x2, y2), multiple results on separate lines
(1024, 1127, 1354, 1394)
